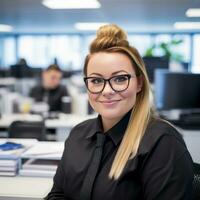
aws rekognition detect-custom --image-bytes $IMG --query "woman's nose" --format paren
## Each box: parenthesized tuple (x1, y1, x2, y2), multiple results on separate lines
(101, 81, 115, 95)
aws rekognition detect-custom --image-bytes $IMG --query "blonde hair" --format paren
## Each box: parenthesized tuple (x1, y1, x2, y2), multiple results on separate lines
(84, 24, 154, 180)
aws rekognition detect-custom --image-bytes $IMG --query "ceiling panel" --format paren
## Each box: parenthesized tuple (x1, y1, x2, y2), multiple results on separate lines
(0, 0, 200, 33)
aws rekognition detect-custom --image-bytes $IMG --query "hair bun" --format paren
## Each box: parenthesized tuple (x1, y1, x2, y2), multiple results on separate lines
(97, 24, 127, 41)
(90, 24, 129, 53)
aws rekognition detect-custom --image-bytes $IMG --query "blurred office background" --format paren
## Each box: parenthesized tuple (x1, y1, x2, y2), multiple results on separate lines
(0, 0, 200, 71)
(0, 0, 200, 139)
(0, 0, 200, 185)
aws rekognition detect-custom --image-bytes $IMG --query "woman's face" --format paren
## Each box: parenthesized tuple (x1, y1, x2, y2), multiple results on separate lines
(86, 52, 143, 124)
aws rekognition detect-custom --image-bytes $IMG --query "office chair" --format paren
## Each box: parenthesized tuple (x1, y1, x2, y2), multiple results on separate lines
(8, 120, 46, 141)
(193, 162, 200, 200)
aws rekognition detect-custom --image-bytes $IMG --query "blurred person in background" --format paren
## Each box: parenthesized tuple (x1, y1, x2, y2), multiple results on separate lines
(29, 64, 69, 112)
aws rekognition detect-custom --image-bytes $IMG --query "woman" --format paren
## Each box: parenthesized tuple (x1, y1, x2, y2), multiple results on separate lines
(46, 24, 193, 200)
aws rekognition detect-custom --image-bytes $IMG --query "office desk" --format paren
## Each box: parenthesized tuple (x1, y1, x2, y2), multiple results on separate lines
(0, 176, 53, 200)
(0, 78, 16, 87)
(0, 113, 96, 128)
(0, 114, 43, 128)
(0, 113, 96, 140)
(0, 140, 62, 199)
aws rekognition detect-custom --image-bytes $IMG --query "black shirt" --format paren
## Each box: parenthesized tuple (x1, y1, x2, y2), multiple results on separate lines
(29, 85, 69, 112)
(46, 111, 194, 200)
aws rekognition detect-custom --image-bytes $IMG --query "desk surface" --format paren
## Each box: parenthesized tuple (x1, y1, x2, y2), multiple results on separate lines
(0, 176, 53, 200)
(0, 113, 96, 129)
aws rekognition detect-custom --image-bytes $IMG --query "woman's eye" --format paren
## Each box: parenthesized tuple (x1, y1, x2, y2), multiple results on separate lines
(114, 76, 128, 83)
(90, 78, 103, 84)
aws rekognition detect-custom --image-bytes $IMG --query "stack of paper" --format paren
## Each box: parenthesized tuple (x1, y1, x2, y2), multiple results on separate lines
(21, 141, 64, 159)
(19, 158, 60, 177)
(19, 141, 64, 177)
(0, 139, 38, 176)
(0, 159, 18, 176)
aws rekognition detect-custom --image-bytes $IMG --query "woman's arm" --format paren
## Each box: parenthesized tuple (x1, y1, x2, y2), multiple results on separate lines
(141, 135, 194, 200)
(44, 161, 65, 200)
(45, 139, 68, 200)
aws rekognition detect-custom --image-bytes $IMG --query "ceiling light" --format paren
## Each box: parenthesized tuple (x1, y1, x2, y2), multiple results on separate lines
(174, 22, 200, 29)
(42, 0, 101, 9)
(0, 24, 13, 32)
(186, 8, 200, 17)
(74, 23, 108, 31)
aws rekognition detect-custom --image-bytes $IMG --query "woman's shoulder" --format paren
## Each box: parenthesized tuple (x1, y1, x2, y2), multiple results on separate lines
(147, 117, 183, 140)
(138, 118, 187, 155)
(67, 116, 99, 140)
(72, 117, 98, 130)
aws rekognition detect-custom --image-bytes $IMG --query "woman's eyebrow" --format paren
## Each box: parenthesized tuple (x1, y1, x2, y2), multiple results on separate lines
(89, 70, 129, 77)
(111, 70, 129, 75)
(88, 73, 103, 77)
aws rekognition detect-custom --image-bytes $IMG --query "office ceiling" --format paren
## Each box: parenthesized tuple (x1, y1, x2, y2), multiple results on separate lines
(0, 0, 200, 33)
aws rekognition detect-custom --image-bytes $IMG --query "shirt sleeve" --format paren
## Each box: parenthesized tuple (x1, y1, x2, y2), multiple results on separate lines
(44, 164, 65, 199)
(45, 144, 67, 200)
(140, 135, 194, 200)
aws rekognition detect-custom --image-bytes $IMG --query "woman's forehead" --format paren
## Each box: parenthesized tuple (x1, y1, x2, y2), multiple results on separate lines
(87, 52, 136, 75)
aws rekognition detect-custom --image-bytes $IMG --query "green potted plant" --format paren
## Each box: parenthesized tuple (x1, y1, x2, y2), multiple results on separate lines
(144, 38, 189, 72)
(144, 39, 184, 63)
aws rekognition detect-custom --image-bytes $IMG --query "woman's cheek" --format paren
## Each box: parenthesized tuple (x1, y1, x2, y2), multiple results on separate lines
(88, 93, 99, 110)
(120, 89, 134, 98)
(88, 93, 98, 101)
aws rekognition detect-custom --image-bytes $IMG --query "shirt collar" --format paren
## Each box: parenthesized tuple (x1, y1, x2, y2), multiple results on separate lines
(106, 109, 132, 146)
(86, 115, 103, 139)
(86, 109, 132, 146)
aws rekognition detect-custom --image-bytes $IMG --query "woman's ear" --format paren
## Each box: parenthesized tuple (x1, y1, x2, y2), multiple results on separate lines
(136, 75, 143, 93)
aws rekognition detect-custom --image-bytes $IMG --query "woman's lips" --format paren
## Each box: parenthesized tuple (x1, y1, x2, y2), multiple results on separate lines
(99, 100, 121, 106)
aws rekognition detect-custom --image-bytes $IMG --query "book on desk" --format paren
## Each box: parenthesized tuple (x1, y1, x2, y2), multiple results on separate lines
(0, 159, 18, 176)
(0, 139, 38, 176)
(0, 140, 63, 199)
(0, 139, 64, 177)
(19, 141, 64, 177)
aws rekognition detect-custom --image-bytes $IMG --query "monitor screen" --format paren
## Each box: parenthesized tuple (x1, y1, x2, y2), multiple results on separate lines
(143, 56, 169, 83)
(155, 70, 200, 110)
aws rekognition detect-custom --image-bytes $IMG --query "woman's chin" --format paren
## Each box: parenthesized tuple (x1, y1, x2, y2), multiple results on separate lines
(99, 110, 124, 121)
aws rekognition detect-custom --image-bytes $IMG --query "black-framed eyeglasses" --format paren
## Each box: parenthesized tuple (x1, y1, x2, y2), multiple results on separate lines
(84, 74, 136, 94)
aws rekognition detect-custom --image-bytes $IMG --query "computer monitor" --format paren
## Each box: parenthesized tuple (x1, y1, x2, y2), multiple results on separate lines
(143, 56, 169, 83)
(0, 69, 9, 77)
(10, 64, 31, 78)
(155, 70, 200, 111)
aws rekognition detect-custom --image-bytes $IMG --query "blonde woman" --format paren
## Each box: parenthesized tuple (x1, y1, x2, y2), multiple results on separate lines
(46, 24, 193, 200)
